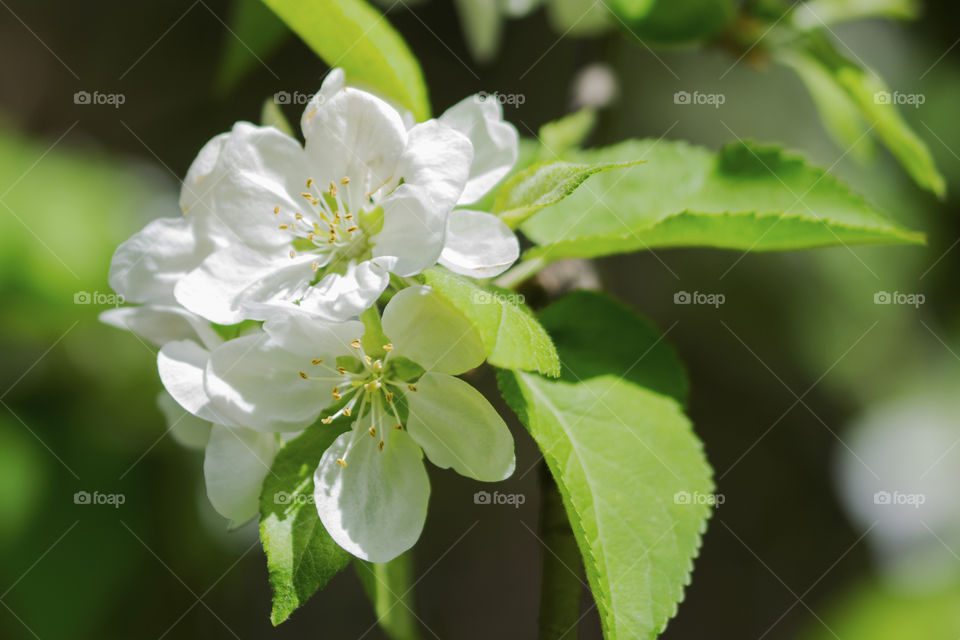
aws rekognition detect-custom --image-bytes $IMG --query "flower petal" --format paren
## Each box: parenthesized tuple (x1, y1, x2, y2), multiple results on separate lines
(406, 372, 515, 481)
(439, 96, 519, 205)
(157, 339, 233, 424)
(314, 424, 429, 562)
(100, 305, 221, 350)
(157, 390, 211, 450)
(372, 185, 447, 277)
(204, 424, 278, 524)
(381, 286, 484, 375)
(263, 314, 363, 356)
(109, 216, 214, 304)
(203, 122, 309, 251)
(301, 84, 407, 211)
(175, 245, 320, 324)
(179, 132, 228, 216)
(439, 209, 519, 278)
(297, 259, 392, 322)
(204, 333, 330, 431)
(396, 120, 472, 212)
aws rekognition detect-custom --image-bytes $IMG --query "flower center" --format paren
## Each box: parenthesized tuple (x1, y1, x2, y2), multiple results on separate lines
(273, 176, 384, 274)
(297, 338, 423, 463)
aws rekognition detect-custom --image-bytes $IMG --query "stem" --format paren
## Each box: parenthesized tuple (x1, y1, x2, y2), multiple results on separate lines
(538, 467, 584, 640)
(494, 256, 548, 290)
(354, 552, 423, 640)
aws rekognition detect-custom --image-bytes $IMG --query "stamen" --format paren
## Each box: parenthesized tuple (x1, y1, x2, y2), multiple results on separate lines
(273, 205, 280, 214)
(350, 339, 362, 350)
(341, 176, 350, 185)
(301, 192, 313, 200)
(383, 343, 394, 351)
(394, 424, 403, 430)
(289, 250, 297, 258)
(328, 182, 338, 197)
(312, 261, 319, 272)
(336, 458, 347, 467)
(298, 370, 308, 379)
(385, 392, 394, 403)
(337, 366, 347, 375)
(343, 408, 352, 417)
(378, 440, 384, 452)
(311, 358, 323, 365)
(363, 355, 372, 365)
(321, 416, 334, 424)
(368, 427, 376, 438)
(346, 226, 358, 233)
(278, 224, 289, 230)
(306, 178, 314, 188)
(408, 384, 418, 392)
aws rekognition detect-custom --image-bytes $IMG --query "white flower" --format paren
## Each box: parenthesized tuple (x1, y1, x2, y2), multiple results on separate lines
(169, 69, 520, 325)
(195, 286, 516, 561)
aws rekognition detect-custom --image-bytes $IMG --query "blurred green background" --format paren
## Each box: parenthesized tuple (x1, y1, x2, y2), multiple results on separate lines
(1, 1, 959, 638)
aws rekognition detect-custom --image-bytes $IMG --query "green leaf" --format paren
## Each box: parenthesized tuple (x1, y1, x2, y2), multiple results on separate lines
(779, 49, 876, 163)
(498, 292, 712, 640)
(217, 0, 289, 93)
(537, 109, 597, 160)
(494, 160, 640, 229)
(791, 0, 919, 30)
(800, 32, 945, 197)
(419, 267, 560, 377)
(539, 291, 688, 404)
(354, 553, 423, 640)
(260, 0, 430, 120)
(521, 139, 924, 262)
(259, 419, 351, 625)
(606, 0, 735, 44)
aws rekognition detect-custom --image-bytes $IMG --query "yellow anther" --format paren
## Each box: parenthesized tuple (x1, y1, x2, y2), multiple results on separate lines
(312, 261, 319, 272)
(311, 358, 323, 365)
(311, 198, 319, 206)
(385, 392, 394, 403)
(332, 392, 342, 401)
(278, 224, 289, 230)
(294, 213, 303, 220)
(372, 360, 382, 372)
(378, 440, 384, 452)
(306, 178, 314, 188)
(337, 366, 347, 375)
(301, 192, 313, 200)
(350, 339, 362, 350)
(363, 355, 372, 365)
(408, 384, 417, 392)
(346, 226, 358, 233)
(394, 424, 403, 430)
(328, 182, 338, 196)
(344, 214, 354, 220)
(273, 205, 280, 214)
(341, 177, 350, 185)
(383, 343, 394, 351)
(298, 370, 308, 379)
(336, 458, 347, 467)
(343, 408, 352, 417)
(289, 250, 297, 258)
(364, 380, 380, 392)
(368, 427, 376, 438)
(321, 416, 334, 424)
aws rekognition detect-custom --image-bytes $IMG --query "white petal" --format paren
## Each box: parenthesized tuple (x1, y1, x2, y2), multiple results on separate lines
(406, 372, 515, 481)
(297, 259, 392, 322)
(175, 245, 319, 324)
(157, 339, 233, 424)
(381, 286, 484, 375)
(179, 132, 228, 215)
(314, 425, 429, 562)
(203, 122, 309, 250)
(100, 305, 221, 350)
(157, 390, 211, 450)
(263, 314, 364, 356)
(204, 333, 330, 432)
(439, 96, 519, 204)
(396, 120, 473, 213)
(439, 209, 519, 278)
(109, 216, 214, 304)
(301, 85, 407, 211)
(204, 424, 278, 525)
(372, 185, 447, 277)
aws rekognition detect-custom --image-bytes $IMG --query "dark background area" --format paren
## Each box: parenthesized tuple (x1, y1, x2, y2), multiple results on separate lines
(1, 0, 959, 638)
